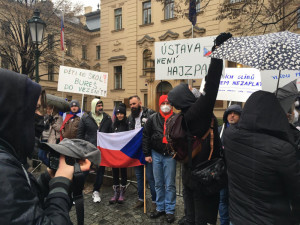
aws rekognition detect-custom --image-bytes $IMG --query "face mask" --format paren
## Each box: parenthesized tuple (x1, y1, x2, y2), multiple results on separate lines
(293, 109, 299, 124)
(160, 104, 171, 113)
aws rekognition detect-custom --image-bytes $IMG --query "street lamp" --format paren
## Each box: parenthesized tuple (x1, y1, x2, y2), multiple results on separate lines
(28, 9, 46, 83)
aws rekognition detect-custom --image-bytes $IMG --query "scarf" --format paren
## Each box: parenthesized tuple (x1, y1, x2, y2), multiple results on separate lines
(159, 95, 173, 144)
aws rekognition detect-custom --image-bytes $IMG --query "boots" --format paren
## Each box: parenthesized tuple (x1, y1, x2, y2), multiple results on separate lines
(109, 185, 120, 204)
(117, 185, 126, 204)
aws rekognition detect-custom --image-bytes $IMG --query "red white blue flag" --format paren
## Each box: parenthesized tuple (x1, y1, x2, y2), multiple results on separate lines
(60, 15, 64, 51)
(97, 128, 146, 168)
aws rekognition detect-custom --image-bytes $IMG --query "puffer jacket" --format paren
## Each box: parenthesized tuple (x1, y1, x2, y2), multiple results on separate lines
(128, 107, 155, 130)
(77, 112, 112, 146)
(143, 112, 175, 157)
(224, 91, 300, 225)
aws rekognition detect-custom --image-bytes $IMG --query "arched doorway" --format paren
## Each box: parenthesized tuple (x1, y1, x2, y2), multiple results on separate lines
(155, 81, 172, 111)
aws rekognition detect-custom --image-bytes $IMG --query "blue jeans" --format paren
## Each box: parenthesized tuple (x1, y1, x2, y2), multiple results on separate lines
(152, 150, 176, 214)
(134, 163, 156, 202)
(219, 187, 230, 225)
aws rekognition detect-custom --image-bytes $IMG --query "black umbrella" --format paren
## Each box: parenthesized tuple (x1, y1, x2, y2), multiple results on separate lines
(46, 94, 70, 112)
(275, 79, 299, 113)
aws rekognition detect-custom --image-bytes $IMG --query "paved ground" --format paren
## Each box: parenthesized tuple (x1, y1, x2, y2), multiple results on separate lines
(69, 181, 185, 225)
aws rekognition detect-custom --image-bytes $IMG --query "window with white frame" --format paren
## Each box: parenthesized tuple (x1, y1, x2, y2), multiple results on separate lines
(115, 8, 122, 30)
(96, 45, 100, 60)
(48, 64, 54, 81)
(164, 0, 174, 20)
(114, 66, 122, 89)
(143, 1, 151, 24)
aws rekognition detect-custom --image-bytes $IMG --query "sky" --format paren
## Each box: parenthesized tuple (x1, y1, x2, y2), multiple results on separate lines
(52, 0, 101, 12)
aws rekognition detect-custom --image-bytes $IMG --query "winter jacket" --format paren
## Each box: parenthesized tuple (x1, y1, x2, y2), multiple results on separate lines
(143, 112, 175, 157)
(224, 91, 300, 225)
(61, 115, 80, 139)
(128, 107, 155, 130)
(112, 118, 129, 133)
(48, 113, 63, 144)
(77, 112, 112, 146)
(0, 69, 72, 224)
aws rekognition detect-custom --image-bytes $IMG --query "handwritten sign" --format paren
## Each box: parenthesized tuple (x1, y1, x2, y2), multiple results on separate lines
(260, 70, 300, 92)
(200, 68, 262, 102)
(155, 36, 216, 80)
(58, 66, 108, 97)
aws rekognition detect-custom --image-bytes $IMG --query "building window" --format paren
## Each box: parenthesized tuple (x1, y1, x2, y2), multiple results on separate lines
(114, 66, 122, 89)
(164, 0, 174, 20)
(66, 95, 72, 102)
(143, 1, 151, 24)
(115, 8, 122, 30)
(82, 45, 87, 60)
(298, 9, 300, 29)
(144, 94, 148, 107)
(96, 45, 101, 60)
(48, 64, 54, 81)
(196, 0, 200, 12)
(48, 34, 54, 50)
(143, 49, 153, 75)
(66, 40, 72, 56)
(114, 101, 122, 109)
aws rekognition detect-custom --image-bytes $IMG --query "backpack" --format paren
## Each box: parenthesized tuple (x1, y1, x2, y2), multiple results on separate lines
(166, 113, 213, 163)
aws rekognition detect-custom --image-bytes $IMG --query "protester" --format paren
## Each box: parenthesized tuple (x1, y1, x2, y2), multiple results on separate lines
(109, 103, 128, 204)
(143, 95, 176, 223)
(47, 105, 63, 144)
(224, 91, 300, 224)
(0, 69, 89, 224)
(60, 100, 81, 140)
(168, 33, 232, 225)
(77, 98, 112, 203)
(218, 104, 242, 225)
(128, 95, 156, 211)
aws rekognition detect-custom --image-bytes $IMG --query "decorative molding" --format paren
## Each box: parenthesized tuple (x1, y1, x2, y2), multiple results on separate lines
(93, 63, 101, 70)
(65, 59, 75, 66)
(140, 89, 148, 93)
(183, 26, 206, 38)
(145, 78, 155, 84)
(137, 35, 155, 46)
(113, 40, 121, 46)
(80, 62, 90, 69)
(108, 55, 127, 62)
(110, 89, 125, 92)
(139, 22, 154, 28)
(159, 30, 179, 41)
(112, 48, 123, 52)
(160, 17, 178, 23)
(111, 28, 124, 33)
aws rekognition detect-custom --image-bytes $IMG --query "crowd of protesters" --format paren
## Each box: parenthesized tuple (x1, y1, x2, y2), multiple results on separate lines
(1, 32, 300, 225)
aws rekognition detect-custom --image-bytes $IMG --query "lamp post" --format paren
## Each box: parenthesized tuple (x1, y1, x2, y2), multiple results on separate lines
(27, 9, 46, 83)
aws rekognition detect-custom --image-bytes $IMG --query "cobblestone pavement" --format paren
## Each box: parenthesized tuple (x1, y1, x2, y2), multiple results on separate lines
(70, 182, 185, 225)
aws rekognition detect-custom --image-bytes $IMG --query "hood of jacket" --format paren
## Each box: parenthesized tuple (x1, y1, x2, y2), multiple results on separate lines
(238, 90, 293, 145)
(168, 83, 196, 110)
(223, 104, 242, 124)
(0, 69, 41, 163)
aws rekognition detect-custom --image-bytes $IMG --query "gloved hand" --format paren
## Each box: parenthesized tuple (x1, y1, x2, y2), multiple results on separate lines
(212, 32, 232, 51)
(48, 115, 54, 124)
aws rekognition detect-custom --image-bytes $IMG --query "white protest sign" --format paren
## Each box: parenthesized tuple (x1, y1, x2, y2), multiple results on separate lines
(200, 68, 261, 102)
(155, 36, 216, 80)
(260, 70, 300, 92)
(58, 66, 108, 97)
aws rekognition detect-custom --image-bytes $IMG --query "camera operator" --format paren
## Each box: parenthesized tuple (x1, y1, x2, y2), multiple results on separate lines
(0, 69, 90, 224)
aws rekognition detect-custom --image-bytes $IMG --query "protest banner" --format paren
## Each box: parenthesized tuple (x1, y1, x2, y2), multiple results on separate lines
(200, 68, 262, 102)
(155, 36, 216, 80)
(58, 66, 108, 97)
(260, 70, 300, 92)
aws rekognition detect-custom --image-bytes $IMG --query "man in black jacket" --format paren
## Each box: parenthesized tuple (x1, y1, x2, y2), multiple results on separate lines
(0, 69, 89, 224)
(128, 95, 156, 210)
(77, 98, 112, 203)
(224, 91, 300, 225)
(143, 95, 176, 223)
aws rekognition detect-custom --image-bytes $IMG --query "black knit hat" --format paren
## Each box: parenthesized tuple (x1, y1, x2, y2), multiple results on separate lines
(70, 100, 80, 108)
(116, 103, 126, 116)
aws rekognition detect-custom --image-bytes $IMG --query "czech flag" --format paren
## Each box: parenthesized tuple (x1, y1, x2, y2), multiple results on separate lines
(60, 15, 64, 51)
(97, 128, 146, 168)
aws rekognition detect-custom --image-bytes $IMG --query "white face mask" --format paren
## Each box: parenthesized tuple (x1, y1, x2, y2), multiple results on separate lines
(293, 109, 299, 124)
(160, 104, 171, 113)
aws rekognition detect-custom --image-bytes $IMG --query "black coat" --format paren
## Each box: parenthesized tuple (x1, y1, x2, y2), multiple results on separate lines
(112, 118, 129, 133)
(143, 112, 175, 157)
(0, 69, 72, 224)
(77, 112, 112, 146)
(128, 107, 155, 130)
(224, 91, 300, 225)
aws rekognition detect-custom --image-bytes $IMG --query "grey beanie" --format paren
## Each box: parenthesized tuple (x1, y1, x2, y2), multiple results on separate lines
(40, 138, 101, 167)
(70, 100, 80, 108)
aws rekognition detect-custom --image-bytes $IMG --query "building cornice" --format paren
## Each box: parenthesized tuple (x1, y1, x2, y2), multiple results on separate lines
(137, 35, 155, 46)
(159, 30, 179, 41)
(183, 26, 206, 38)
(108, 55, 127, 62)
